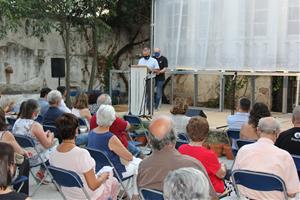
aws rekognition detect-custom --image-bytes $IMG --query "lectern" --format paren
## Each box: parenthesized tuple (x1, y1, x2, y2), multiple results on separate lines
(130, 65, 148, 115)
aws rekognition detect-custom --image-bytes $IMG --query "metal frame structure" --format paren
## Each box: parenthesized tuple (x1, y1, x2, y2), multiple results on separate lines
(110, 69, 300, 113)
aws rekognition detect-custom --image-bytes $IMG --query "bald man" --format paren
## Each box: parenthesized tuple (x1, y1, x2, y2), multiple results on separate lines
(233, 117, 300, 199)
(275, 105, 300, 155)
(137, 116, 217, 199)
(153, 48, 168, 110)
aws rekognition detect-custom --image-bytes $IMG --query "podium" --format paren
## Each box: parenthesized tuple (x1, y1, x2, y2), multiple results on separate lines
(130, 65, 148, 115)
(130, 65, 155, 116)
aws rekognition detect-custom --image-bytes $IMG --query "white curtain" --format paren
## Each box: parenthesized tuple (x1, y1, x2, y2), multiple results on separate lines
(154, 0, 300, 71)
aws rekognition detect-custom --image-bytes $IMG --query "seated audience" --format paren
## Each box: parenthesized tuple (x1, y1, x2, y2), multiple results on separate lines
(43, 90, 65, 126)
(72, 92, 92, 124)
(275, 105, 300, 155)
(227, 97, 251, 130)
(16, 101, 26, 119)
(50, 113, 119, 200)
(240, 102, 270, 140)
(137, 116, 217, 199)
(0, 108, 30, 195)
(0, 143, 29, 200)
(90, 94, 142, 157)
(170, 97, 190, 135)
(57, 86, 71, 113)
(163, 167, 210, 200)
(233, 117, 300, 199)
(12, 99, 56, 181)
(178, 116, 226, 194)
(88, 105, 141, 199)
(38, 87, 51, 117)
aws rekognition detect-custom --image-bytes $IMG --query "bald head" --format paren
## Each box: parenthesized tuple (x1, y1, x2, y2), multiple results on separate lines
(257, 117, 280, 136)
(292, 106, 300, 124)
(149, 116, 172, 139)
(149, 116, 176, 150)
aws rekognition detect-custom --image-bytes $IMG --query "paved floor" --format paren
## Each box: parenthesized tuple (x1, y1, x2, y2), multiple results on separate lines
(29, 104, 293, 199)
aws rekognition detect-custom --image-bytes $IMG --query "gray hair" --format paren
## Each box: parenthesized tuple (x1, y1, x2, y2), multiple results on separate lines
(293, 106, 300, 121)
(47, 90, 62, 105)
(149, 116, 176, 150)
(96, 104, 116, 127)
(164, 168, 210, 200)
(97, 94, 112, 106)
(257, 117, 280, 134)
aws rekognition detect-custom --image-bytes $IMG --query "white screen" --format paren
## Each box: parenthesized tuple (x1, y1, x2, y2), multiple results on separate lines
(154, 0, 300, 71)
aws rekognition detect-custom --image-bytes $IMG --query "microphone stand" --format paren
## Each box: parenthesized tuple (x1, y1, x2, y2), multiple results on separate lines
(231, 71, 238, 115)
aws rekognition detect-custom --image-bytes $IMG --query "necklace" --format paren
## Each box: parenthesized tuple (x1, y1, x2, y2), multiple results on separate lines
(62, 140, 75, 145)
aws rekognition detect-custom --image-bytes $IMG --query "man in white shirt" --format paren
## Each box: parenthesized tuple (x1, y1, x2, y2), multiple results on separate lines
(57, 86, 71, 113)
(138, 47, 159, 114)
(227, 97, 251, 130)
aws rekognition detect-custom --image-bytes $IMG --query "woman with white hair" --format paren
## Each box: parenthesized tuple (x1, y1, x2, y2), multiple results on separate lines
(87, 105, 141, 199)
(163, 167, 210, 200)
(88, 105, 142, 199)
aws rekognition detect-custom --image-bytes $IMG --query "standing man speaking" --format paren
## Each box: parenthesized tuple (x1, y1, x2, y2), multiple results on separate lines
(153, 48, 168, 110)
(138, 47, 159, 114)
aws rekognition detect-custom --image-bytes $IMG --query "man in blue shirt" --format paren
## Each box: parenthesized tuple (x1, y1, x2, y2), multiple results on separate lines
(138, 47, 159, 114)
(38, 87, 51, 117)
(227, 97, 251, 130)
(43, 90, 65, 126)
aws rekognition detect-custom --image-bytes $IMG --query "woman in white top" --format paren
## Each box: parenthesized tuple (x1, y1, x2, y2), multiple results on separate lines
(12, 99, 56, 181)
(72, 93, 92, 124)
(170, 97, 191, 135)
(50, 113, 119, 200)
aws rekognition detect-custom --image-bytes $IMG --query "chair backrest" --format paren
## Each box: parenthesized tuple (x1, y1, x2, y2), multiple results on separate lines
(43, 124, 61, 142)
(6, 117, 17, 127)
(177, 133, 189, 142)
(185, 107, 207, 118)
(236, 139, 255, 149)
(140, 188, 164, 200)
(227, 130, 240, 140)
(48, 165, 90, 200)
(14, 134, 35, 148)
(85, 147, 124, 180)
(292, 155, 300, 180)
(35, 115, 43, 123)
(175, 139, 189, 149)
(123, 115, 142, 126)
(232, 169, 288, 200)
(78, 118, 87, 126)
(48, 165, 84, 188)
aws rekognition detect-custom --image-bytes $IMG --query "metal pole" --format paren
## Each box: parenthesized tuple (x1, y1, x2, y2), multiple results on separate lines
(150, 0, 155, 50)
(282, 76, 288, 113)
(219, 71, 225, 112)
(194, 73, 199, 106)
(109, 70, 112, 98)
(251, 76, 256, 104)
(171, 73, 174, 105)
(296, 76, 300, 106)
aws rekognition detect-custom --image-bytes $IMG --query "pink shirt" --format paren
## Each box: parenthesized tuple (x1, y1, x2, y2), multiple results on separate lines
(233, 138, 300, 199)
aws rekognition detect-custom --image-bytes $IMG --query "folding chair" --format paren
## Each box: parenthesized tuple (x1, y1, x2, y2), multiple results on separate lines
(78, 118, 88, 133)
(177, 132, 189, 142)
(123, 115, 151, 149)
(139, 188, 164, 200)
(292, 155, 300, 180)
(6, 116, 17, 127)
(14, 134, 50, 196)
(226, 129, 240, 155)
(86, 147, 133, 199)
(231, 169, 289, 200)
(35, 115, 43, 124)
(12, 176, 28, 193)
(43, 124, 61, 143)
(175, 139, 189, 150)
(48, 165, 90, 200)
(236, 139, 255, 150)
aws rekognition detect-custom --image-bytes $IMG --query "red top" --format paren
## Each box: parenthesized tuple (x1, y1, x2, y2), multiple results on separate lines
(90, 114, 129, 148)
(178, 144, 225, 193)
